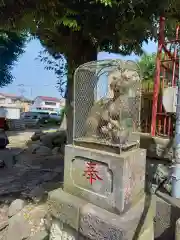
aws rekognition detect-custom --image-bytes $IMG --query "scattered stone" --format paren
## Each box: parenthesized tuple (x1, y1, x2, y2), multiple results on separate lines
(38, 155, 64, 169)
(0, 148, 17, 168)
(40, 135, 54, 148)
(35, 146, 52, 156)
(50, 221, 63, 240)
(31, 131, 43, 141)
(0, 130, 9, 149)
(32, 140, 43, 146)
(53, 138, 64, 147)
(31, 135, 40, 142)
(7, 212, 31, 240)
(27, 230, 48, 240)
(8, 199, 26, 217)
(0, 129, 66, 239)
(0, 205, 8, 231)
(44, 213, 53, 232)
(26, 140, 33, 147)
(26, 186, 47, 203)
(52, 131, 67, 147)
(42, 182, 63, 193)
(13, 151, 32, 165)
(26, 130, 66, 157)
(0, 160, 5, 168)
(0, 220, 8, 231)
(28, 204, 47, 222)
(40, 131, 66, 149)
(29, 144, 41, 154)
(52, 147, 61, 155)
(50, 220, 76, 240)
(59, 144, 65, 155)
(0, 198, 15, 205)
(27, 141, 44, 154)
(6, 204, 48, 240)
(0, 227, 7, 240)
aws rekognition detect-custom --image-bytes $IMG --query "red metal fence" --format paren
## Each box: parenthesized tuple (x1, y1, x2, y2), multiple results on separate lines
(141, 17, 180, 138)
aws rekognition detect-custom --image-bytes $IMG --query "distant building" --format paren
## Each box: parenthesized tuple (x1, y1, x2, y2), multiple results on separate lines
(0, 93, 32, 112)
(0, 93, 32, 119)
(30, 96, 65, 113)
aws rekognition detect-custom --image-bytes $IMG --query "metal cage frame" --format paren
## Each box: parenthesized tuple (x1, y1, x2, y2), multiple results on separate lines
(73, 59, 142, 149)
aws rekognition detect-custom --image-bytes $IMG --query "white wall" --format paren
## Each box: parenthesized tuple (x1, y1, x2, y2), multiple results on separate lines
(31, 97, 43, 108)
(0, 94, 6, 104)
(0, 99, 5, 104)
(43, 102, 60, 109)
(0, 95, 17, 105)
(31, 97, 60, 111)
(5, 97, 13, 104)
(5, 107, 20, 119)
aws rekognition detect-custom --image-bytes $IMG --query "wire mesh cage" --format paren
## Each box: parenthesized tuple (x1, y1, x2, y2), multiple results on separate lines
(73, 59, 142, 152)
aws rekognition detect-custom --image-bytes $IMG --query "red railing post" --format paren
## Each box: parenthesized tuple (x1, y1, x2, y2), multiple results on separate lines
(151, 16, 165, 136)
(172, 26, 180, 86)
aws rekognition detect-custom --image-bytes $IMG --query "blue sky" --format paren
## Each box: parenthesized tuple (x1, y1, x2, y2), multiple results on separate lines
(0, 39, 157, 100)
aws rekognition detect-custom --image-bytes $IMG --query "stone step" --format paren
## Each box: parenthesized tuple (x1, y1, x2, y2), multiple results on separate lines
(48, 188, 155, 240)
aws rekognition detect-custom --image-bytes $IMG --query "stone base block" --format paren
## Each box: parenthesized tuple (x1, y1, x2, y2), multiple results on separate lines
(50, 220, 78, 240)
(48, 188, 87, 231)
(140, 133, 173, 161)
(64, 145, 146, 214)
(138, 223, 154, 240)
(48, 189, 155, 240)
(176, 218, 180, 240)
(155, 191, 180, 240)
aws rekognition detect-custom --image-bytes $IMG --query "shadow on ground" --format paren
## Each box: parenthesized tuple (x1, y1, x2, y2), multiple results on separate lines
(0, 128, 65, 205)
(0, 147, 64, 205)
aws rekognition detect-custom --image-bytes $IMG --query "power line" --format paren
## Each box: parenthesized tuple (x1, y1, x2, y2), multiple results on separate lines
(16, 83, 56, 87)
(16, 83, 61, 98)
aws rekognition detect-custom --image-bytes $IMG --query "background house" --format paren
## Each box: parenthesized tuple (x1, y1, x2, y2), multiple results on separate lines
(30, 96, 65, 113)
(0, 93, 32, 119)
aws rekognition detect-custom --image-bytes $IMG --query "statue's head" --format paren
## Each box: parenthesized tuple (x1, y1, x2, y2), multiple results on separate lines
(109, 67, 140, 98)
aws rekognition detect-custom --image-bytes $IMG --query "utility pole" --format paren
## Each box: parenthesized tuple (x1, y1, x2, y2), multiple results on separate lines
(17, 84, 26, 112)
(17, 84, 26, 97)
(172, 51, 180, 198)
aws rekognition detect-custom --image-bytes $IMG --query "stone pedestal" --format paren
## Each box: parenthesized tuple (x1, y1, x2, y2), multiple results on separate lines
(176, 218, 180, 240)
(48, 189, 155, 240)
(64, 145, 146, 214)
(47, 144, 154, 239)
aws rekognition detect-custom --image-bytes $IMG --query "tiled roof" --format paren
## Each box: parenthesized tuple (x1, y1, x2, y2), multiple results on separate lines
(0, 93, 17, 99)
(0, 93, 31, 102)
(37, 96, 60, 102)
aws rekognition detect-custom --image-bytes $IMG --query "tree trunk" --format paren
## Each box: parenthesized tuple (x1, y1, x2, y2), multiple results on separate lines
(65, 42, 97, 144)
(65, 70, 74, 144)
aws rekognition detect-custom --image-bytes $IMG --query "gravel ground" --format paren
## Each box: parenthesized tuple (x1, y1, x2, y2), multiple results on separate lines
(0, 127, 64, 200)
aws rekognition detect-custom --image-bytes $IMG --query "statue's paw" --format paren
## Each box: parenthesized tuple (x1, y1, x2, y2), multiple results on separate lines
(111, 130, 129, 145)
(101, 126, 110, 138)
